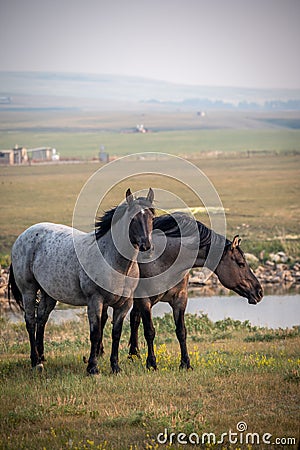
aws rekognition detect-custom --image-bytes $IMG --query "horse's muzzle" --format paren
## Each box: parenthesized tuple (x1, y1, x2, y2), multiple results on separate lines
(248, 287, 264, 304)
(139, 239, 152, 252)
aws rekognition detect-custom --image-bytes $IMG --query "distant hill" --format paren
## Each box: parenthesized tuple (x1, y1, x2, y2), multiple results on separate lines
(0, 71, 300, 111)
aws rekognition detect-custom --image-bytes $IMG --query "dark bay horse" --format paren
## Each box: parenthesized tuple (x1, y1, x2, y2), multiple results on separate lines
(8, 188, 154, 374)
(126, 213, 263, 369)
(97, 213, 263, 370)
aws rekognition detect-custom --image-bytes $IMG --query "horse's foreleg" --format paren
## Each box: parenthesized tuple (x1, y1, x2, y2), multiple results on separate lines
(110, 299, 132, 374)
(128, 301, 142, 358)
(87, 299, 103, 375)
(141, 302, 157, 370)
(36, 292, 56, 362)
(97, 304, 108, 357)
(172, 300, 191, 370)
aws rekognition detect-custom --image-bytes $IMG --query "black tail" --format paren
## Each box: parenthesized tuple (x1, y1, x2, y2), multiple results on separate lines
(8, 263, 24, 311)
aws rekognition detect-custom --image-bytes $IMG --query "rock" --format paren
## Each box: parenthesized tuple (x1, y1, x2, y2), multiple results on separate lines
(276, 263, 288, 271)
(269, 253, 281, 263)
(187, 254, 300, 290)
(0, 271, 9, 299)
(271, 276, 282, 283)
(294, 272, 300, 283)
(189, 270, 208, 285)
(0, 274, 8, 289)
(283, 271, 294, 282)
(245, 253, 259, 264)
(259, 250, 265, 261)
(189, 275, 205, 285)
(265, 260, 275, 268)
(0, 286, 7, 296)
(264, 276, 273, 283)
(269, 252, 288, 263)
(277, 251, 288, 258)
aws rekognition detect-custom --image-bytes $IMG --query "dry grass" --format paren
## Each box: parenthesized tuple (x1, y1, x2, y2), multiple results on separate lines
(1, 153, 299, 259)
(0, 314, 299, 449)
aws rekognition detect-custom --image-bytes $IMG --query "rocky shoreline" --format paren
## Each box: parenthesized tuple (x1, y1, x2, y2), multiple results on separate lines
(1, 252, 300, 306)
(189, 252, 300, 296)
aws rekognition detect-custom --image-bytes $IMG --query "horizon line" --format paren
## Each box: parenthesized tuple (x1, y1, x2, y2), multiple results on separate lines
(1, 70, 300, 92)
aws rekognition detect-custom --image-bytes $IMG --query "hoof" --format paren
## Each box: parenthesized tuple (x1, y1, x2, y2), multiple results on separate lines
(34, 363, 44, 373)
(179, 363, 193, 370)
(128, 348, 141, 359)
(128, 353, 141, 362)
(111, 365, 121, 374)
(87, 365, 99, 375)
(146, 364, 158, 371)
(146, 359, 157, 371)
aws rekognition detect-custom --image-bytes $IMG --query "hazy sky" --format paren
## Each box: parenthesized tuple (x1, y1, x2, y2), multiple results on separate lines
(0, 0, 299, 89)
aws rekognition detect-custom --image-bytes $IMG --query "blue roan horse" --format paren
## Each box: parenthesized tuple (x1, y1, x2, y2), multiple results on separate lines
(8, 188, 154, 374)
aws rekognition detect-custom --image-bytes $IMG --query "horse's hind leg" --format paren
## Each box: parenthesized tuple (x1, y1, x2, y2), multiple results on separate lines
(22, 290, 39, 368)
(36, 291, 57, 362)
(171, 294, 192, 370)
(97, 304, 108, 357)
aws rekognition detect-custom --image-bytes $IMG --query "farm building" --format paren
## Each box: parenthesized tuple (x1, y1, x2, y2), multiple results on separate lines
(0, 146, 58, 165)
(27, 147, 58, 161)
(0, 150, 14, 165)
(0, 146, 28, 165)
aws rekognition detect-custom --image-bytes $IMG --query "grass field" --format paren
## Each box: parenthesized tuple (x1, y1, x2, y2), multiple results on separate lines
(1, 129, 300, 160)
(1, 112, 300, 449)
(0, 313, 299, 449)
(0, 153, 299, 261)
(1, 109, 300, 159)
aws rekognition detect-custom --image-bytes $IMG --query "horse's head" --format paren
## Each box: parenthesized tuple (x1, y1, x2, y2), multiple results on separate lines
(214, 235, 263, 304)
(126, 188, 155, 252)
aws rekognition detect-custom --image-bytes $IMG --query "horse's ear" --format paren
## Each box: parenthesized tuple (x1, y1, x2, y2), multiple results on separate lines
(147, 187, 154, 204)
(231, 235, 241, 249)
(126, 188, 134, 206)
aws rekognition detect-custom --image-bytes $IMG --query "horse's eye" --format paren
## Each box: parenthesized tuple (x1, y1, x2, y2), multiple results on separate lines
(238, 261, 246, 267)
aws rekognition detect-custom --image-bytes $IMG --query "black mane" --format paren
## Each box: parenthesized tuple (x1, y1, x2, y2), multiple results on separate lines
(95, 198, 155, 240)
(95, 205, 124, 240)
(153, 212, 229, 248)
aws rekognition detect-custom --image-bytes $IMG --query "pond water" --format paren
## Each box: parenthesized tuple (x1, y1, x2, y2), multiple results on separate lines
(152, 294, 300, 329)
(2, 294, 299, 329)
